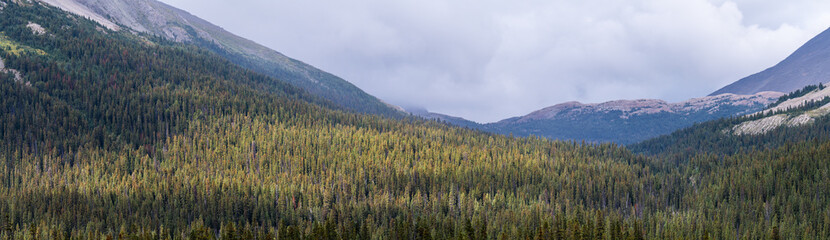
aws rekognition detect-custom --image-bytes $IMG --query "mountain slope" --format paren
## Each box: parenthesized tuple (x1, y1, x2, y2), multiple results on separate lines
(632, 84, 830, 156)
(711, 27, 830, 95)
(468, 26, 830, 144)
(405, 106, 483, 129)
(0, 0, 332, 151)
(476, 92, 782, 144)
(37, 0, 404, 117)
(3, 2, 830, 239)
(0, 3, 655, 238)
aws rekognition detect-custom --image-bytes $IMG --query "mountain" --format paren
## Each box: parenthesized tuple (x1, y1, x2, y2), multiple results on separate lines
(3, 2, 830, 239)
(0, 3, 653, 237)
(37, 0, 404, 117)
(415, 92, 781, 144)
(632, 84, 830, 156)
(414, 28, 830, 144)
(711, 27, 830, 95)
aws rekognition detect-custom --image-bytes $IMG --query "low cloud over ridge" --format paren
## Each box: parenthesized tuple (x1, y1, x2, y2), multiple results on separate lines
(161, 0, 830, 122)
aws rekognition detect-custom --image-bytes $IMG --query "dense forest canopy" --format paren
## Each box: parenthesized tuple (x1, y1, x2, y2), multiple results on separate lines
(0, 1, 829, 239)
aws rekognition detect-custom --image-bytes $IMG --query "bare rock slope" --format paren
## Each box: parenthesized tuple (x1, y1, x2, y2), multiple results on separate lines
(730, 84, 830, 135)
(37, 0, 118, 30)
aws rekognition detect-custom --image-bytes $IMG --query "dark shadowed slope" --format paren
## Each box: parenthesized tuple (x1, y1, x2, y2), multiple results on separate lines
(711, 27, 830, 96)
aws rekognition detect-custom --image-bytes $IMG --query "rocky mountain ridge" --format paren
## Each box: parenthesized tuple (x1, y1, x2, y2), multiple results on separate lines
(508, 92, 783, 124)
(477, 92, 783, 144)
(35, 0, 404, 116)
(411, 92, 782, 144)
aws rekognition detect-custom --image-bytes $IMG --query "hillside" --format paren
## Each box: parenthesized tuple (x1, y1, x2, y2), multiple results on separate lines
(711, 27, 830, 95)
(37, 0, 404, 117)
(2, 1, 830, 239)
(405, 106, 483, 129)
(417, 25, 830, 144)
(632, 84, 830, 156)
(0, 3, 656, 238)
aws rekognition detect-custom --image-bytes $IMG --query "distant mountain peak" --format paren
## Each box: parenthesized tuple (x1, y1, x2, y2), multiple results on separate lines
(476, 92, 783, 144)
(711, 27, 830, 95)
(508, 92, 781, 124)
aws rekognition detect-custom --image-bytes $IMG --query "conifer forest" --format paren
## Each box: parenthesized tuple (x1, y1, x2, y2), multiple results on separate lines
(1, 2, 829, 239)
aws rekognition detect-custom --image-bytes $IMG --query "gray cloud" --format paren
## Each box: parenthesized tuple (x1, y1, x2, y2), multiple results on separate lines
(161, 0, 830, 122)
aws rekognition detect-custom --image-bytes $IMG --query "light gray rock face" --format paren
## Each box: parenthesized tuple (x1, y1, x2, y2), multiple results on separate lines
(40, 0, 197, 41)
(72, 0, 197, 41)
(37, 0, 119, 30)
(731, 115, 790, 135)
(38, 0, 334, 83)
(1, 57, 26, 84)
(26, 22, 46, 35)
(729, 86, 830, 135)
(761, 84, 830, 114)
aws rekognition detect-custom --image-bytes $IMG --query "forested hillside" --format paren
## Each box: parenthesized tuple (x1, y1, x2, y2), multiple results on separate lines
(631, 84, 830, 157)
(1, 1, 829, 239)
(37, 0, 406, 117)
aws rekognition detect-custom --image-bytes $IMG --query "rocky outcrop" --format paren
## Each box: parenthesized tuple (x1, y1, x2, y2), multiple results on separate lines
(730, 85, 830, 135)
(762, 85, 830, 114)
(731, 114, 792, 135)
(0, 57, 27, 85)
(26, 22, 45, 35)
(37, 0, 119, 30)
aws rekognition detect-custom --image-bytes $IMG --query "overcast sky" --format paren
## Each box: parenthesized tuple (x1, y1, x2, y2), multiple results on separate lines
(160, 0, 830, 123)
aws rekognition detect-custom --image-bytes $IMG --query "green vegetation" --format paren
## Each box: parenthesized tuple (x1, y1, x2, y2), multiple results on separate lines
(769, 83, 826, 108)
(631, 84, 830, 157)
(0, 33, 46, 56)
(1, 1, 829, 239)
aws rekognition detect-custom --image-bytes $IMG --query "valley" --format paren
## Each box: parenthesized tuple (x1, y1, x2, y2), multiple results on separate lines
(0, 0, 829, 239)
